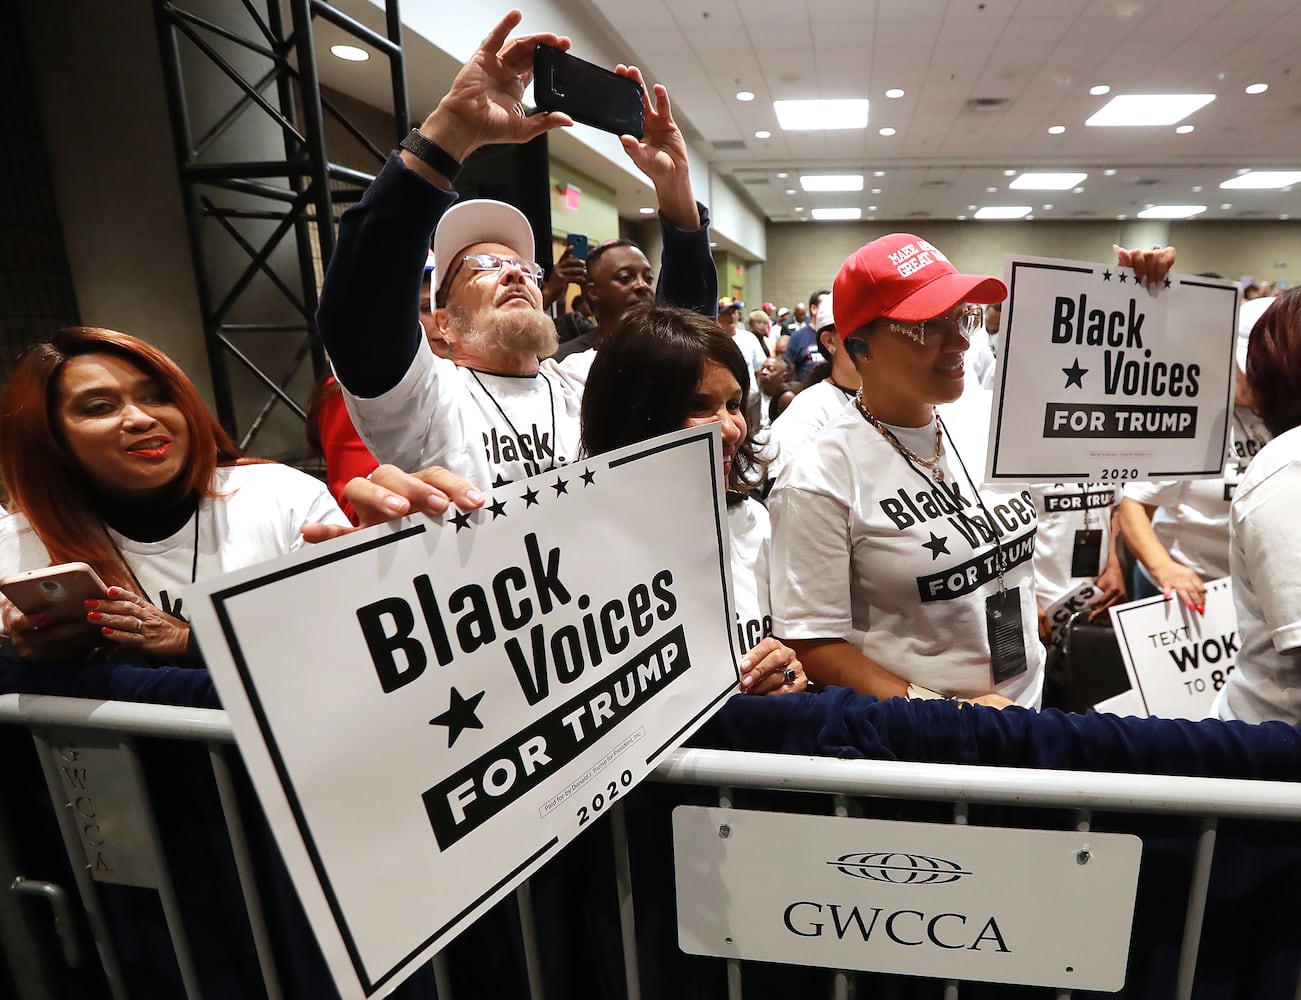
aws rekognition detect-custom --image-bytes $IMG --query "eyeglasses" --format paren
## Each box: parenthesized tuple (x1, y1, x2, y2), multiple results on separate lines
(454, 252, 545, 286)
(886, 303, 985, 346)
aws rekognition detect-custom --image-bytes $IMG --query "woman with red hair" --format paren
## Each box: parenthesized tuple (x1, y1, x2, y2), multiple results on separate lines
(1216, 288, 1301, 724)
(0, 327, 350, 665)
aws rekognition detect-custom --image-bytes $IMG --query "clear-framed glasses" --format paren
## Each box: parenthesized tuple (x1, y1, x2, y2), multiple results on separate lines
(459, 252, 545, 284)
(887, 303, 985, 345)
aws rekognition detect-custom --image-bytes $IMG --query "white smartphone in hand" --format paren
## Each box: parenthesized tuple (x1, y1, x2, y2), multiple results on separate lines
(0, 562, 109, 622)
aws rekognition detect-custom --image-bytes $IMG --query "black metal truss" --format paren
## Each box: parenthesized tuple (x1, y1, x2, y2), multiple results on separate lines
(153, 0, 408, 451)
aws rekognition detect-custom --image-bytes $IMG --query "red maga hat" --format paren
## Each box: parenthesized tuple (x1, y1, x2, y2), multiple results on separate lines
(833, 233, 1006, 338)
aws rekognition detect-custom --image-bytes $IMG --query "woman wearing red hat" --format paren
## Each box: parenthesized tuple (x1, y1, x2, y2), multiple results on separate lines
(768, 235, 1172, 708)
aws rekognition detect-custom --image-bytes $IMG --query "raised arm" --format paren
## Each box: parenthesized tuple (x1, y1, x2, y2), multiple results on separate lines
(316, 10, 574, 398)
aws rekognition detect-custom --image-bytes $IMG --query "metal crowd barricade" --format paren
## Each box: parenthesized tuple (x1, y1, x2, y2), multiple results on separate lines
(2, 692, 1301, 1000)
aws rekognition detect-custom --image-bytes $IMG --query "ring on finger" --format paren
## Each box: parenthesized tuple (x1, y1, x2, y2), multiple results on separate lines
(133, 616, 143, 632)
(783, 666, 797, 684)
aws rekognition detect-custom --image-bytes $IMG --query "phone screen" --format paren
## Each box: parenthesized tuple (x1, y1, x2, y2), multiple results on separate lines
(534, 45, 644, 139)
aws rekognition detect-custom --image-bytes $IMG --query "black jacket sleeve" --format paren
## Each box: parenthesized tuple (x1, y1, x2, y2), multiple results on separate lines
(655, 202, 718, 321)
(316, 153, 459, 398)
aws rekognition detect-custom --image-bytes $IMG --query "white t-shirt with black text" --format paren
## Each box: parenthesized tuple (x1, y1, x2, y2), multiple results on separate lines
(770, 406, 1044, 705)
(728, 497, 772, 655)
(0, 464, 348, 621)
(340, 343, 587, 487)
(1124, 406, 1271, 581)
(1030, 482, 1121, 608)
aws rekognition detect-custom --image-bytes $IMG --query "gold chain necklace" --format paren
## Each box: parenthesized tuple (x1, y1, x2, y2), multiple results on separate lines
(854, 392, 946, 483)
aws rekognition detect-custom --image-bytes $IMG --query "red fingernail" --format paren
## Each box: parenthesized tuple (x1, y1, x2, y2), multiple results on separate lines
(101, 626, 113, 636)
(107, 587, 122, 598)
(1196, 604, 1205, 615)
(85, 599, 99, 609)
(87, 612, 103, 622)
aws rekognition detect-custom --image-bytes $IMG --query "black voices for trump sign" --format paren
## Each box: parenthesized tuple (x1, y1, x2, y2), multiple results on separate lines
(986, 255, 1239, 483)
(184, 425, 740, 1000)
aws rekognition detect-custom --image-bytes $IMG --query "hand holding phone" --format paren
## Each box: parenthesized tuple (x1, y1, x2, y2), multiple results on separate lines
(1, 562, 108, 622)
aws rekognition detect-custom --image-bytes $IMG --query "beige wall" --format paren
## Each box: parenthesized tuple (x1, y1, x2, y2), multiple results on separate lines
(762, 220, 1298, 311)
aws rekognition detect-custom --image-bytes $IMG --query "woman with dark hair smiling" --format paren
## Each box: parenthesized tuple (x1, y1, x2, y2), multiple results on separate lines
(1216, 288, 1301, 724)
(581, 304, 806, 695)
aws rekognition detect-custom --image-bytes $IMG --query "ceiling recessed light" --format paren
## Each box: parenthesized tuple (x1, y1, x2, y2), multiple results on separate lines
(330, 44, 369, 62)
(1220, 170, 1301, 189)
(1086, 93, 1216, 127)
(1137, 205, 1207, 219)
(709, 242, 718, 248)
(1090, 84, 1111, 96)
(1245, 83, 1268, 95)
(773, 98, 869, 131)
(785, 188, 796, 194)
(1048, 125, 1066, 135)
(1220, 203, 1232, 210)
(885, 88, 905, 99)
(986, 186, 998, 193)
(868, 205, 878, 211)
(957, 215, 967, 220)
(1281, 214, 1291, 220)
(871, 188, 882, 194)
(776, 172, 789, 179)
(873, 170, 886, 177)
(967, 205, 977, 211)
(736, 91, 755, 102)
(974, 206, 1033, 220)
(1025, 215, 1035, 221)
(1072, 187, 1084, 194)
(754, 130, 772, 139)
(794, 206, 804, 212)
(812, 207, 863, 221)
(1117, 214, 1127, 220)
(1003, 169, 1017, 177)
(791, 174, 863, 191)
(878, 127, 896, 136)
(1010, 172, 1088, 190)
(1192, 185, 1203, 192)
(1176, 124, 1195, 134)
(1042, 204, 1054, 210)
(639, 207, 655, 214)
(1104, 168, 1117, 176)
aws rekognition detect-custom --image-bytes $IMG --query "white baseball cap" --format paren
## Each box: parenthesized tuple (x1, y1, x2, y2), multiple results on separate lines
(813, 290, 836, 334)
(1237, 295, 1273, 371)
(433, 199, 536, 299)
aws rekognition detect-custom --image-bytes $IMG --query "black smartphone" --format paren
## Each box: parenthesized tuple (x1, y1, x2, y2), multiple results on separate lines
(565, 233, 589, 261)
(533, 45, 644, 139)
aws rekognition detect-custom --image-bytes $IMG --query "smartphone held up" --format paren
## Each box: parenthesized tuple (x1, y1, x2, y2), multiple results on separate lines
(533, 44, 644, 139)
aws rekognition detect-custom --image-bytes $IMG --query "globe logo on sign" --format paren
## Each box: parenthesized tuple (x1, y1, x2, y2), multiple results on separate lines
(827, 852, 972, 885)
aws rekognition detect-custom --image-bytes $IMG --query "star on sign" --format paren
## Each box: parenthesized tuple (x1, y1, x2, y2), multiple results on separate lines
(552, 476, 569, 496)
(1118, 271, 1128, 284)
(487, 497, 508, 519)
(1163, 276, 1171, 288)
(580, 467, 597, 487)
(1062, 358, 1089, 389)
(451, 509, 473, 532)
(922, 532, 950, 561)
(1102, 269, 1112, 282)
(491, 473, 509, 488)
(429, 687, 486, 747)
(522, 486, 540, 507)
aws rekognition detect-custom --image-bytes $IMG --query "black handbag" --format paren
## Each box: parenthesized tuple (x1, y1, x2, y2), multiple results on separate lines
(1042, 609, 1133, 713)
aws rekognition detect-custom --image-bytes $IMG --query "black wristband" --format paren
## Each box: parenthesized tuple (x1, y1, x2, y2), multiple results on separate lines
(400, 128, 462, 180)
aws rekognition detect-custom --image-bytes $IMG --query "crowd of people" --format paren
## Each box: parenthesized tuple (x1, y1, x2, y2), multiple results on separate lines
(1, 12, 1298, 731)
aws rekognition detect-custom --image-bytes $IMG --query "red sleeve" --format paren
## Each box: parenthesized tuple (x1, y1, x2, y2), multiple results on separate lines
(314, 379, 378, 524)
